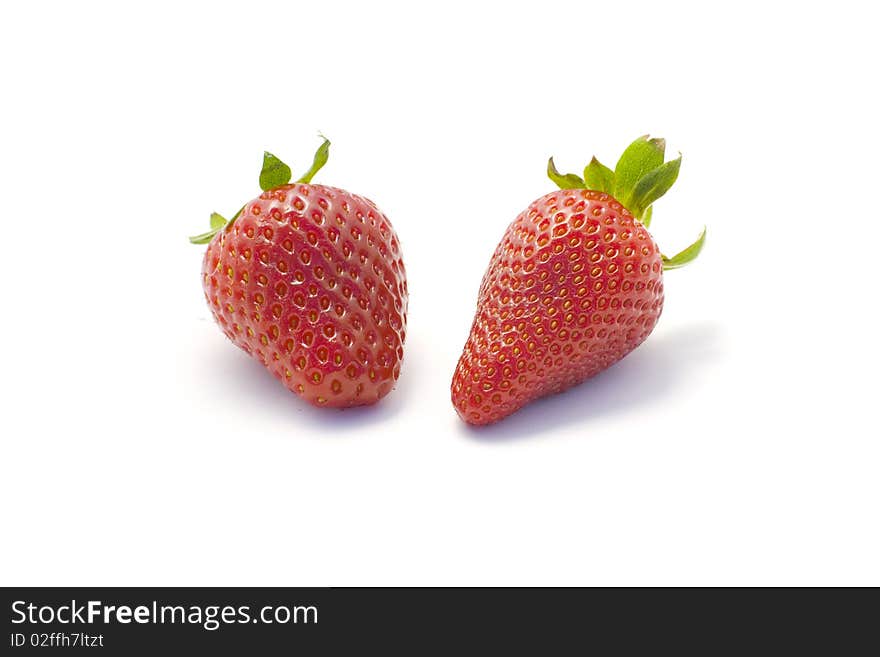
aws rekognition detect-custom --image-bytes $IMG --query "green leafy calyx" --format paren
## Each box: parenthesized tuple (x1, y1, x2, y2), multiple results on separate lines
(613, 135, 666, 209)
(297, 136, 331, 184)
(546, 135, 703, 269)
(629, 155, 681, 219)
(583, 157, 615, 194)
(189, 136, 332, 245)
(259, 152, 292, 191)
(547, 157, 584, 189)
(661, 227, 706, 270)
(209, 212, 227, 230)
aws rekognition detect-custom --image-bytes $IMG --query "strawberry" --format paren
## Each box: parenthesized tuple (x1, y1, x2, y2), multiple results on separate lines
(191, 138, 408, 408)
(451, 136, 705, 425)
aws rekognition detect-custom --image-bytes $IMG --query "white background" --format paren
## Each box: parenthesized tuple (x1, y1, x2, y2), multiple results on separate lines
(1, 1, 877, 586)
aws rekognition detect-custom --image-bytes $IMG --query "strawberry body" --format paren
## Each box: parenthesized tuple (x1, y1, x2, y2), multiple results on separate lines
(452, 190, 663, 425)
(451, 135, 704, 426)
(202, 183, 408, 408)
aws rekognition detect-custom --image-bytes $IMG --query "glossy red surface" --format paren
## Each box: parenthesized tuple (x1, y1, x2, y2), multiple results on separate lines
(452, 189, 663, 425)
(203, 184, 408, 407)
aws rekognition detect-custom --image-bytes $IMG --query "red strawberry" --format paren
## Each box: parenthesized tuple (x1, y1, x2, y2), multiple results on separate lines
(191, 138, 408, 408)
(452, 136, 704, 425)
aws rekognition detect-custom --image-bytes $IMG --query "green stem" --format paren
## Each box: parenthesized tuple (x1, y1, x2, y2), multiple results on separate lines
(296, 137, 331, 184)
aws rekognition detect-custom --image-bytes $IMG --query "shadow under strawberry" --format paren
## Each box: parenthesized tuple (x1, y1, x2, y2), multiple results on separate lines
(457, 321, 722, 442)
